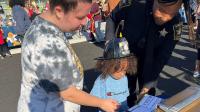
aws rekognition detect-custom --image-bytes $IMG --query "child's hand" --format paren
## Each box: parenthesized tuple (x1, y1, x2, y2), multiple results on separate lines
(99, 99, 119, 112)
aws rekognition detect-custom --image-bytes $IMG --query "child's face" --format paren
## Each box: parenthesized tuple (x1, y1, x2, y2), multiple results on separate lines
(112, 59, 128, 80)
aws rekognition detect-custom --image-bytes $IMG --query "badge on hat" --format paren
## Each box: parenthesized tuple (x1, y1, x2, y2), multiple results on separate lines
(95, 20, 131, 60)
(118, 33, 130, 56)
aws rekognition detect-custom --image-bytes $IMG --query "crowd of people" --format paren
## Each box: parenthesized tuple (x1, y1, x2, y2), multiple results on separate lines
(0, 0, 199, 112)
(0, 0, 49, 59)
(0, 6, 13, 59)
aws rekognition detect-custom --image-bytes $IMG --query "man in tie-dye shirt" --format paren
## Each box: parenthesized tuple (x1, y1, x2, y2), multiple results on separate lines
(17, 0, 119, 112)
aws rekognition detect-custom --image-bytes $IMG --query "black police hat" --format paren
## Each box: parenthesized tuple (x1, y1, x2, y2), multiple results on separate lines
(96, 37, 131, 60)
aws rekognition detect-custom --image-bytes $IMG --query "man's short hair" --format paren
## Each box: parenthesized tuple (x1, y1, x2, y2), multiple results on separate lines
(49, 0, 92, 13)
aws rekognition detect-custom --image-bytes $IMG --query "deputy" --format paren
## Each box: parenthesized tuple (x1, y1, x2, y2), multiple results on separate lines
(105, 0, 185, 107)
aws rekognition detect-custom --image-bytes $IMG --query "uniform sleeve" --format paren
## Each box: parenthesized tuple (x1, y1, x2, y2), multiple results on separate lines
(90, 76, 102, 98)
(34, 37, 82, 93)
(143, 19, 179, 89)
(144, 33, 177, 89)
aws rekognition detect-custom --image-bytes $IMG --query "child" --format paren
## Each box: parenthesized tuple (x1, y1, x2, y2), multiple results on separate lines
(87, 13, 97, 43)
(1, 17, 13, 56)
(90, 37, 137, 112)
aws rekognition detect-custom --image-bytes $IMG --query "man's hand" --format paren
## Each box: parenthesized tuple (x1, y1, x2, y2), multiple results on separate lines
(137, 88, 150, 102)
(98, 99, 119, 112)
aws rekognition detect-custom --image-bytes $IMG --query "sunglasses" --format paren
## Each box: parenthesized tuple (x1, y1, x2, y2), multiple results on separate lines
(158, 0, 179, 6)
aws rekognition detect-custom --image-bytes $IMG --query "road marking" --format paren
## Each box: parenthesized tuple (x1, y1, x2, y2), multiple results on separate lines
(10, 48, 21, 54)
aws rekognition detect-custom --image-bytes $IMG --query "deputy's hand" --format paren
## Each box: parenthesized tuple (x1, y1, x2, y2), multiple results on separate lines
(137, 88, 150, 102)
(140, 88, 150, 94)
(98, 99, 119, 112)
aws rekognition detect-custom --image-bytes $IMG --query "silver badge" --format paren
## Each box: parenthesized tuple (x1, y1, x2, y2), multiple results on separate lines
(159, 28, 168, 37)
(119, 40, 130, 56)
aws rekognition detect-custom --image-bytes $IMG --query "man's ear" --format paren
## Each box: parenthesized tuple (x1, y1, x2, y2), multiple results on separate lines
(54, 6, 64, 19)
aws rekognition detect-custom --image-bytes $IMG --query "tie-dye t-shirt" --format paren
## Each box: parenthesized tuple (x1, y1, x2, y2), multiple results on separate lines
(18, 16, 84, 112)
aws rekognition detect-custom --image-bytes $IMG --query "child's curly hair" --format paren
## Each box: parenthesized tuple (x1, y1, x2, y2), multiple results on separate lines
(96, 55, 137, 79)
